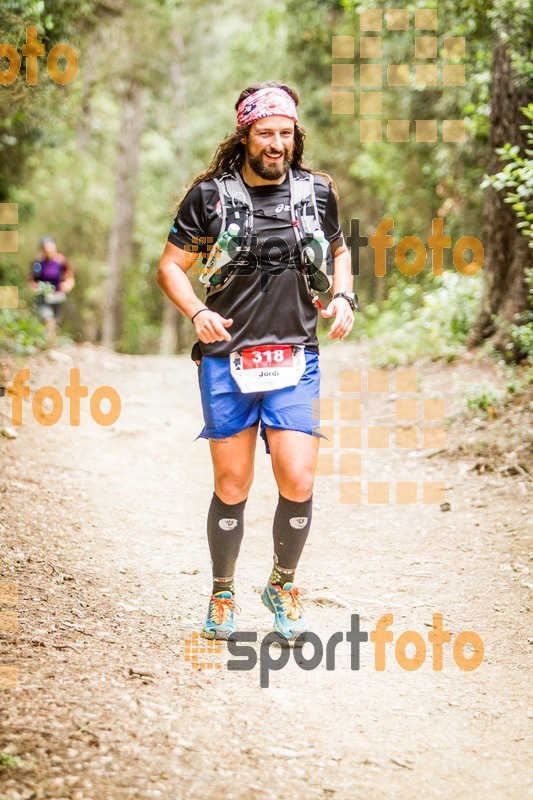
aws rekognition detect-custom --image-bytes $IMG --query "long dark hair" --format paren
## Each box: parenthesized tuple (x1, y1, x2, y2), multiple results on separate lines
(173, 81, 337, 212)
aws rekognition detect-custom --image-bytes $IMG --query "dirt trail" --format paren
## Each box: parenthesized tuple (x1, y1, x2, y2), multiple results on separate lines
(0, 342, 531, 800)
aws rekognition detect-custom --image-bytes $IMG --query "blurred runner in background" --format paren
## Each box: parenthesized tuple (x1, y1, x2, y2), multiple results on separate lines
(28, 236, 75, 348)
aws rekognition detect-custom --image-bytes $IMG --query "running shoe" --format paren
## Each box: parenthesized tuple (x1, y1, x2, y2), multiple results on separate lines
(202, 591, 239, 640)
(261, 582, 309, 641)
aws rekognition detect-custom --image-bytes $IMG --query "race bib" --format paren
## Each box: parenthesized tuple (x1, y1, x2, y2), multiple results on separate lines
(230, 344, 306, 393)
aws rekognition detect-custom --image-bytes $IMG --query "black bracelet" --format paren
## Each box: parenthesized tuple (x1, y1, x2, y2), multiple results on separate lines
(191, 308, 209, 323)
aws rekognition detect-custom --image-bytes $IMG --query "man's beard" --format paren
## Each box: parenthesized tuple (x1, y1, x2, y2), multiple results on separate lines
(247, 149, 292, 180)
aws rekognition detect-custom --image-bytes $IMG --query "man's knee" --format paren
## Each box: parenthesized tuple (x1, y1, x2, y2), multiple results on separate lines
(215, 484, 252, 504)
(214, 470, 253, 504)
(277, 469, 314, 502)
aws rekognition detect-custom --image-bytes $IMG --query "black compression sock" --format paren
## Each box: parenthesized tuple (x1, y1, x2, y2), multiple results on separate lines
(212, 577, 235, 595)
(207, 492, 247, 595)
(270, 492, 313, 587)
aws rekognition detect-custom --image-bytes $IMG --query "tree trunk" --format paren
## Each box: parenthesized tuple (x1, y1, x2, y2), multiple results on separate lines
(159, 30, 185, 355)
(468, 34, 533, 351)
(102, 80, 147, 350)
(76, 33, 98, 154)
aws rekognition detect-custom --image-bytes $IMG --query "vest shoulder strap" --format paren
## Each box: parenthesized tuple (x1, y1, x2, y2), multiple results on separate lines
(289, 169, 320, 242)
(204, 171, 254, 296)
(212, 171, 254, 236)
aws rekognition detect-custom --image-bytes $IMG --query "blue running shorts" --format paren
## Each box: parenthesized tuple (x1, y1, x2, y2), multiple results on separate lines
(196, 348, 321, 454)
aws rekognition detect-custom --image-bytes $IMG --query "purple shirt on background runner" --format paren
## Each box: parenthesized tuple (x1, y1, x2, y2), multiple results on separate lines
(31, 256, 66, 289)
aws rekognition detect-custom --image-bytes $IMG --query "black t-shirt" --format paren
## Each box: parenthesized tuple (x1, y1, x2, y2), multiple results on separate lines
(168, 169, 344, 357)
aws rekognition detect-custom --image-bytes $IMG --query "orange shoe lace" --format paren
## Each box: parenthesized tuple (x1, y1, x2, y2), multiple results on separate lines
(279, 585, 306, 621)
(209, 594, 240, 625)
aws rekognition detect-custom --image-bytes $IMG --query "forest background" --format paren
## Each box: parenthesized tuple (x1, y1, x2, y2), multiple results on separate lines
(0, 0, 531, 377)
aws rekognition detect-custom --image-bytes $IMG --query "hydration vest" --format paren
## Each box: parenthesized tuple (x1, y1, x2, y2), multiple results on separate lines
(204, 168, 333, 301)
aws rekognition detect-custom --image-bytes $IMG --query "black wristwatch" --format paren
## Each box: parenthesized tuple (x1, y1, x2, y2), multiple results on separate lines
(332, 291, 358, 311)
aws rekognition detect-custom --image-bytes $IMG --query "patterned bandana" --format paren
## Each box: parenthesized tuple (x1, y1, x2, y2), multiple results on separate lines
(237, 87, 299, 127)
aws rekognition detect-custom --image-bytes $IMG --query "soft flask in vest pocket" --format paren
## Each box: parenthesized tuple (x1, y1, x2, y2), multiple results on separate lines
(199, 223, 241, 287)
(302, 230, 333, 293)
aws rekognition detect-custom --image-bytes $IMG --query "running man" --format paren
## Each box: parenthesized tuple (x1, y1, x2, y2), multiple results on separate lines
(28, 236, 75, 347)
(157, 81, 356, 641)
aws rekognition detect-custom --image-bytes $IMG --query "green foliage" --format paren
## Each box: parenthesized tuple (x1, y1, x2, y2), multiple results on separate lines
(118, 262, 163, 354)
(489, 0, 533, 83)
(462, 380, 506, 414)
(0, 752, 23, 771)
(285, 0, 491, 319)
(0, 257, 48, 351)
(358, 272, 483, 367)
(0, 306, 47, 353)
(0, 0, 111, 200)
(509, 317, 533, 361)
(483, 105, 533, 247)
(456, 361, 533, 420)
(508, 267, 533, 363)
